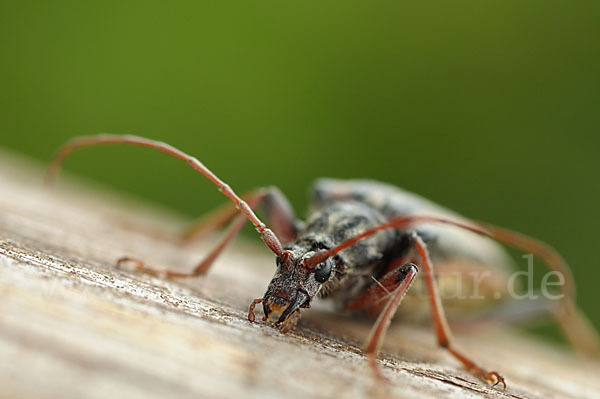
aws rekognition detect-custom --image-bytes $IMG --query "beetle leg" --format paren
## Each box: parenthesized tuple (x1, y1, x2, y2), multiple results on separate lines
(183, 186, 300, 246)
(181, 190, 266, 243)
(344, 256, 412, 312)
(363, 263, 419, 380)
(118, 188, 295, 277)
(411, 232, 506, 388)
(117, 211, 250, 277)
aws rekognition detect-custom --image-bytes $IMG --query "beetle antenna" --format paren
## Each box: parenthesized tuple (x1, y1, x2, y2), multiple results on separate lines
(46, 134, 284, 257)
(307, 215, 574, 300)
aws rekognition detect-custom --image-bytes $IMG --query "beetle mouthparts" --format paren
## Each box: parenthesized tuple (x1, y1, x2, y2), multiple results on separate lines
(263, 296, 289, 324)
(278, 291, 308, 323)
(262, 290, 308, 327)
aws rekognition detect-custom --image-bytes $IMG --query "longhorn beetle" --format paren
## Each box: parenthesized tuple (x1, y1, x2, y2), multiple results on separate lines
(46, 134, 599, 388)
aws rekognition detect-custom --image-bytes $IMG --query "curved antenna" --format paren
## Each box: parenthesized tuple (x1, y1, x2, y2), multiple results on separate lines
(46, 134, 284, 257)
(307, 215, 575, 302)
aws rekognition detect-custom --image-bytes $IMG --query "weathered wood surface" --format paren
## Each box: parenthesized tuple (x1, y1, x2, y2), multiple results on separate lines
(0, 149, 599, 399)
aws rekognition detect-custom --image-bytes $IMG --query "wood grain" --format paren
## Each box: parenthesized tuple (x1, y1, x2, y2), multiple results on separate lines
(0, 149, 598, 399)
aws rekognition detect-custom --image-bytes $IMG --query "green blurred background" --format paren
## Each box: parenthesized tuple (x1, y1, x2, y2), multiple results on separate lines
(1, 2, 599, 342)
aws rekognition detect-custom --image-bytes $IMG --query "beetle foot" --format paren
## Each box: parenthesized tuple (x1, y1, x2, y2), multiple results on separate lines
(488, 371, 506, 390)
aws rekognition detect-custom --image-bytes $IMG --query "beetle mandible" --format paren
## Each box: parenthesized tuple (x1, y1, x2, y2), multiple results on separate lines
(46, 134, 599, 388)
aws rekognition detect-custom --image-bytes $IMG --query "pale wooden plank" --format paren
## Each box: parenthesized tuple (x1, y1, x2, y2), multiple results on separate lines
(1, 149, 598, 399)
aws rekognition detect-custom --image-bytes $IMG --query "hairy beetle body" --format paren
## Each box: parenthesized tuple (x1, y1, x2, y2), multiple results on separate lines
(267, 179, 513, 317)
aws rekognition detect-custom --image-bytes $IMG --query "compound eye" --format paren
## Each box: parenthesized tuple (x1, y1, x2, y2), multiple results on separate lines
(314, 262, 332, 283)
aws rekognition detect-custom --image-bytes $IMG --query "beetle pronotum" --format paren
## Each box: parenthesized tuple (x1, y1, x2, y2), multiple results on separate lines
(47, 134, 599, 388)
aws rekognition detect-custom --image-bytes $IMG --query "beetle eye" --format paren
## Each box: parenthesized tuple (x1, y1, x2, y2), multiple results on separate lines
(314, 262, 332, 283)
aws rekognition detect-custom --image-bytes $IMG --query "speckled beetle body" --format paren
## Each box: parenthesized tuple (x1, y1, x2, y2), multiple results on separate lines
(260, 178, 513, 327)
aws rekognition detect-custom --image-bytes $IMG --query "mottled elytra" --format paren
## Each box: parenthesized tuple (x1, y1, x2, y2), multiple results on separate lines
(47, 134, 599, 388)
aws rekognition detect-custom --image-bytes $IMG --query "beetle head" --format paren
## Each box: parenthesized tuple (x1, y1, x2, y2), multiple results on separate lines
(259, 247, 335, 332)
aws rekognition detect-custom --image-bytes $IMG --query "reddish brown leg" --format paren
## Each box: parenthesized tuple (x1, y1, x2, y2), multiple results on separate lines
(362, 263, 419, 380)
(181, 192, 261, 243)
(344, 257, 413, 312)
(118, 210, 251, 277)
(118, 187, 300, 277)
(183, 186, 299, 246)
(411, 232, 505, 388)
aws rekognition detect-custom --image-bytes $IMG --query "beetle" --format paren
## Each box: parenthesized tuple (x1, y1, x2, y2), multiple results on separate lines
(46, 134, 599, 388)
